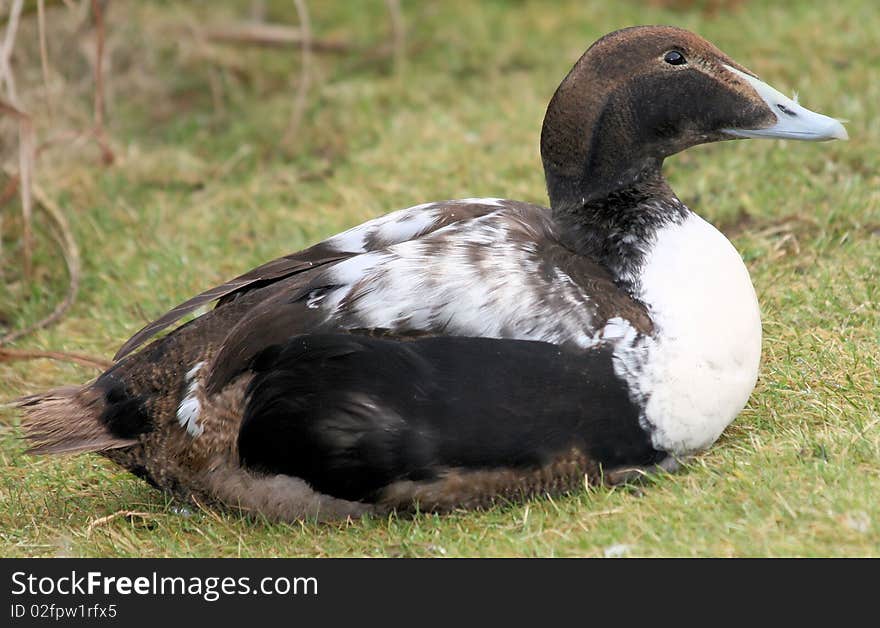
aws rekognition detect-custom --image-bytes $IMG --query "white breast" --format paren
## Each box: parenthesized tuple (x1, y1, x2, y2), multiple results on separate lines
(620, 213, 762, 455)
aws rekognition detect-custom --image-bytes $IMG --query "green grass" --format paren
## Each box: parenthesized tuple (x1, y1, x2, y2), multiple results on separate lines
(1, 0, 878, 557)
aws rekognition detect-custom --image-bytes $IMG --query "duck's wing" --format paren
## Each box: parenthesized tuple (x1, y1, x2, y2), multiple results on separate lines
(113, 199, 503, 360)
(113, 248, 351, 361)
(204, 208, 652, 393)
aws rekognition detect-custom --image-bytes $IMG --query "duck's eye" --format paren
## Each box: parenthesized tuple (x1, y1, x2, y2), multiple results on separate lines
(664, 50, 687, 66)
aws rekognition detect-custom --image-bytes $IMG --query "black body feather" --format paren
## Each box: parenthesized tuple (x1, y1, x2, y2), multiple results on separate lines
(238, 334, 663, 502)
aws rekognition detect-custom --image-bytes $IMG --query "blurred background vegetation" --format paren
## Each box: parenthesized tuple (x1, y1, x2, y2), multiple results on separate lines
(0, 0, 876, 556)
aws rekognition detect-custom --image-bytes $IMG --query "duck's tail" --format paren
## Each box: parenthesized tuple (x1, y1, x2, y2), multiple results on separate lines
(14, 384, 138, 455)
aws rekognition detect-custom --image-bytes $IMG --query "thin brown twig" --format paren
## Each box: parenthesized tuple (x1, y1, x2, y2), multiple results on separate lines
(0, 168, 81, 346)
(0, 347, 111, 370)
(36, 0, 53, 118)
(18, 106, 34, 279)
(91, 0, 104, 128)
(282, 0, 312, 148)
(90, 0, 113, 164)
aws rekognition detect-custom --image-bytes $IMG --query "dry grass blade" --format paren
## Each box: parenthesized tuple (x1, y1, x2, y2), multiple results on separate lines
(190, 494, 227, 525)
(385, 0, 405, 74)
(0, 0, 24, 104)
(282, 0, 312, 149)
(37, 0, 53, 118)
(86, 510, 157, 535)
(90, 0, 113, 164)
(18, 108, 34, 280)
(0, 347, 111, 370)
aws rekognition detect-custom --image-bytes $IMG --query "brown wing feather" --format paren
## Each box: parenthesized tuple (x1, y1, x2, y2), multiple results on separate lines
(202, 225, 652, 395)
(113, 200, 505, 362)
(203, 277, 323, 393)
(113, 247, 351, 361)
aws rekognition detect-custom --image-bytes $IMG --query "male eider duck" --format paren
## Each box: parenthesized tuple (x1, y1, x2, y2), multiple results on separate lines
(17, 26, 847, 521)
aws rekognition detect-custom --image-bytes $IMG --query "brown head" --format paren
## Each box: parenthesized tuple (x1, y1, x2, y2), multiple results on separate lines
(541, 25, 847, 211)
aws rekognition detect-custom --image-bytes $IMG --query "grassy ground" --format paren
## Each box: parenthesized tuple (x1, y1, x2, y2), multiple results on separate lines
(0, 0, 877, 557)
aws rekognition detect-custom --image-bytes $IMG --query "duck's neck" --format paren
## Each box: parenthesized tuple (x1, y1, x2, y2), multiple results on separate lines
(540, 54, 693, 293)
(551, 170, 690, 295)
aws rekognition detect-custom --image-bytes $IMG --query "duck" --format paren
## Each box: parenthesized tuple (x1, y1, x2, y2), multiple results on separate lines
(16, 25, 847, 521)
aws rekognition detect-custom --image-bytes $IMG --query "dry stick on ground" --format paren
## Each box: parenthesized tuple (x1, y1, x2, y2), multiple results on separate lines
(90, 0, 113, 164)
(0, 166, 81, 347)
(281, 0, 312, 149)
(85, 511, 158, 535)
(0, 347, 112, 370)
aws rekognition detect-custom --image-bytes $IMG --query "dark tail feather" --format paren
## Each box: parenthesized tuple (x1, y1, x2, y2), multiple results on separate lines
(14, 386, 137, 455)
